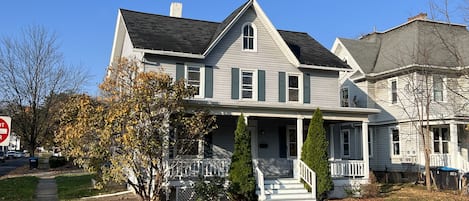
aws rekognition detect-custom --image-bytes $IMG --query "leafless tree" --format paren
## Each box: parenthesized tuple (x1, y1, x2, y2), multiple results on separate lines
(0, 25, 87, 156)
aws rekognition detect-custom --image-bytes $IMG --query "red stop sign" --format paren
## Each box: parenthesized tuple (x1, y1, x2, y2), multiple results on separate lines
(0, 118, 10, 144)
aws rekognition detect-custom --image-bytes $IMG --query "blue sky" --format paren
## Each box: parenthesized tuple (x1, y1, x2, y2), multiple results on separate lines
(1, 0, 466, 95)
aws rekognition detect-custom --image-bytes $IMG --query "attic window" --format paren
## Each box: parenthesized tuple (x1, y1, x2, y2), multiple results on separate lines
(242, 23, 257, 51)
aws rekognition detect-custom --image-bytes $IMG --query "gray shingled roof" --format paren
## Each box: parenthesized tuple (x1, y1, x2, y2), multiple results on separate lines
(279, 31, 348, 67)
(341, 20, 469, 74)
(338, 38, 379, 73)
(120, 3, 349, 69)
(121, 9, 219, 54)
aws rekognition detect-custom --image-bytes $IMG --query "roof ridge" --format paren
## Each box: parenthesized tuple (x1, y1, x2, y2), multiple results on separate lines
(278, 29, 307, 34)
(119, 8, 220, 25)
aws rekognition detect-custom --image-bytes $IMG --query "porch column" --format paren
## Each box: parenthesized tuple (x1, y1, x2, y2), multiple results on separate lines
(362, 121, 369, 180)
(297, 118, 304, 159)
(294, 117, 304, 179)
(329, 124, 335, 160)
(450, 122, 458, 168)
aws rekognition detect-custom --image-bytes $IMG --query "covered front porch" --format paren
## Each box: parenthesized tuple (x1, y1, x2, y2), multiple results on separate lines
(167, 102, 378, 179)
(166, 102, 379, 199)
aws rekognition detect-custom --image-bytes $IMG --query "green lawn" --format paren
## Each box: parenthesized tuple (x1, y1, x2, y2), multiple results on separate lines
(0, 176, 39, 201)
(56, 174, 126, 200)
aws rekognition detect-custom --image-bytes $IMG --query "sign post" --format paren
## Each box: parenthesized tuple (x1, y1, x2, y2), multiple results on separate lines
(0, 116, 11, 146)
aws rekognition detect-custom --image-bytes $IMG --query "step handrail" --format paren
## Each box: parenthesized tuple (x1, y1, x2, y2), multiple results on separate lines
(299, 160, 317, 200)
(255, 166, 266, 201)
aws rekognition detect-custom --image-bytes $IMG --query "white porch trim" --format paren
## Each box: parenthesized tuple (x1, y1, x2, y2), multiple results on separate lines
(362, 121, 370, 180)
(450, 122, 458, 169)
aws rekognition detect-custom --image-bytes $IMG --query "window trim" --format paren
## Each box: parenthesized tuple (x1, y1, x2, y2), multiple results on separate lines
(388, 78, 398, 105)
(340, 129, 351, 158)
(390, 127, 400, 156)
(286, 73, 303, 103)
(341, 86, 350, 107)
(185, 63, 205, 99)
(241, 23, 257, 52)
(239, 69, 258, 101)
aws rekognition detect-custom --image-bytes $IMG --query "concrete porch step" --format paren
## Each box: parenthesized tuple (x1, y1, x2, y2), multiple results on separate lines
(258, 178, 315, 201)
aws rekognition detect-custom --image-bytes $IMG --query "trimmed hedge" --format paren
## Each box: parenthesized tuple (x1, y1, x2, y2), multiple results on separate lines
(49, 156, 67, 168)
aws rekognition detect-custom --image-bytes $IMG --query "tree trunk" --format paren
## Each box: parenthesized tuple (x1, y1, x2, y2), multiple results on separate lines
(425, 87, 432, 191)
(424, 143, 432, 191)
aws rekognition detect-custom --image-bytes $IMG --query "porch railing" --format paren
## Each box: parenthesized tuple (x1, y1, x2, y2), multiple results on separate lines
(255, 166, 266, 201)
(165, 159, 231, 180)
(299, 160, 316, 200)
(330, 160, 365, 178)
(430, 154, 451, 167)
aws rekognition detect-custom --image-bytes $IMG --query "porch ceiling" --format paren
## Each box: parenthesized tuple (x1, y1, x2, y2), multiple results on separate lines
(187, 100, 379, 122)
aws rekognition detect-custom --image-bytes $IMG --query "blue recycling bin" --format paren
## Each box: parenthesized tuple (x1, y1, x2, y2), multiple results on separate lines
(431, 166, 459, 190)
(29, 157, 38, 169)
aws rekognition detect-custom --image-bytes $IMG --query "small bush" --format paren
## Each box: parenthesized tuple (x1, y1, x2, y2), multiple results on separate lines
(344, 183, 361, 198)
(361, 171, 381, 198)
(49, 156, 67, 168)
(194, 176, 227, 201)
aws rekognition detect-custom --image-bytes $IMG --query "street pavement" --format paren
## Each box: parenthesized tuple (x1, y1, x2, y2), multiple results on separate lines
(0, 157, 28, 177)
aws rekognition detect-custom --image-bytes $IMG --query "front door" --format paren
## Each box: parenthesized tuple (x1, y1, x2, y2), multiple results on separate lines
(287, 126, 297, 159)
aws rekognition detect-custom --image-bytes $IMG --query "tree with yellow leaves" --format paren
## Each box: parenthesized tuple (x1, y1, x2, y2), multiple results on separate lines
(56, 58, 217, 201)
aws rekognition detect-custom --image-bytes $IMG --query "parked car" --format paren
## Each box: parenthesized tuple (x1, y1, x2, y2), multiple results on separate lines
(6, 151, 23, 159)
(6, 151, 15, 159)
(0, 151, 5, 162)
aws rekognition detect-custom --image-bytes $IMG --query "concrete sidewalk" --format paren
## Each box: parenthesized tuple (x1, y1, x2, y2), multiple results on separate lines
(35, 177, 58, 201)
(34, 157, 58, 201)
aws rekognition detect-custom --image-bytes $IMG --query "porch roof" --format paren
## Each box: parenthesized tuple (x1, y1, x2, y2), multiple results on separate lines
(187, 100, 380, 122)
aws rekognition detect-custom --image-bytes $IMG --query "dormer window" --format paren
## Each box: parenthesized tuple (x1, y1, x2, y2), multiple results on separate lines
(242, 23, 256, 51)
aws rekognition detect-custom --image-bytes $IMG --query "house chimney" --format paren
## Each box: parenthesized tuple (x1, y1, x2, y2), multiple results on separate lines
(170, 2, 182, 18)
(408, 13, 427, 22)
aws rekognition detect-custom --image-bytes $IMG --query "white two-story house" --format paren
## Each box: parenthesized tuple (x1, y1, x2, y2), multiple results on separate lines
(333, 13, 469, 182)
(110, 0, 379, 199)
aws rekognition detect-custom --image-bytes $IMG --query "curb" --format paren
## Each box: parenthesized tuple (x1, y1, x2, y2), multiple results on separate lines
(80, 190, 134, 200)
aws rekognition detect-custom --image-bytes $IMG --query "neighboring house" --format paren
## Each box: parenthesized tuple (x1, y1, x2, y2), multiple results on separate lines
(0, 132, 20, 153)
(109, 0, 379, 199)
(332, 13, 469, 181)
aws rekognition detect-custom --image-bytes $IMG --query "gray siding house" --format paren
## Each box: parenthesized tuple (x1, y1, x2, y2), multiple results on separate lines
(332, 13, 469, 181)
(109, 0, 379, 199)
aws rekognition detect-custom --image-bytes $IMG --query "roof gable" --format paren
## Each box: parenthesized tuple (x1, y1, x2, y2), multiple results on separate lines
(116, 1, 349, 70)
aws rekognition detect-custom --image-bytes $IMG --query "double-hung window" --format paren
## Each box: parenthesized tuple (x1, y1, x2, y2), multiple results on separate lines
(391, 128, 400, 156)
(433, 75, 445, 102)
(433, 127, 449, 154)
(288, 74, 300, 102)
(241, 70, 254, 99)
(368, 128, 374, 157)
(389, 78, 398, 104)
(186, 65, 204, 98)
(341, 87, 349, 107)
(341, 130, 350, 158)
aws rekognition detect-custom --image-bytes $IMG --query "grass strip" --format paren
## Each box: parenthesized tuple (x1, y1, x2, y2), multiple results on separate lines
(0, 176, 38, 201)
(56, 174, 126, 200)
